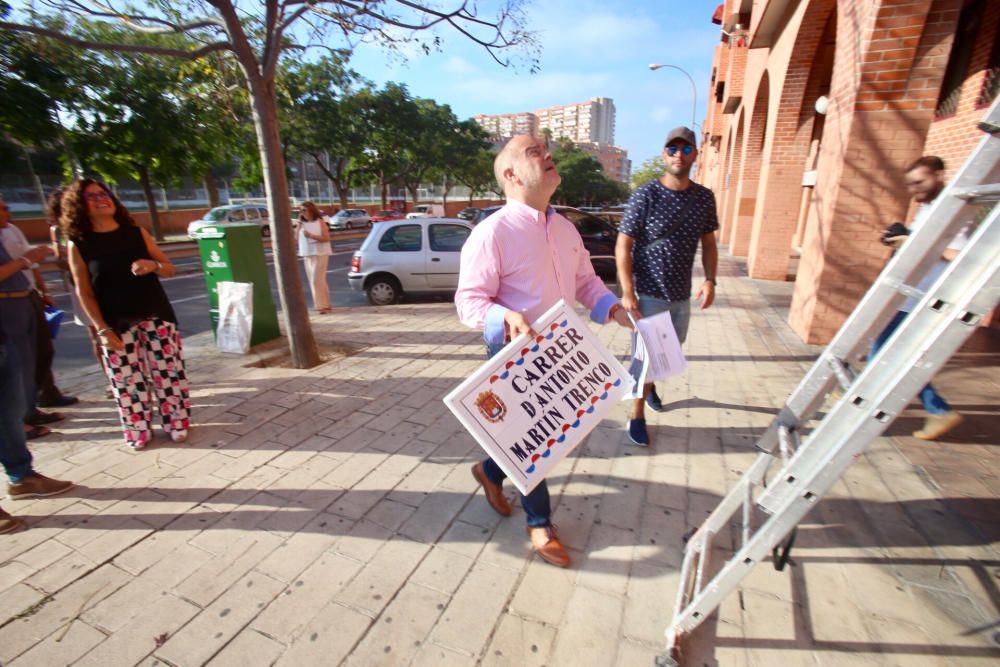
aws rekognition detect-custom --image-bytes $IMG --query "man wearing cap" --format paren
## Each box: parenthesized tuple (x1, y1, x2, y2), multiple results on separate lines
(615, 127, 719, 446)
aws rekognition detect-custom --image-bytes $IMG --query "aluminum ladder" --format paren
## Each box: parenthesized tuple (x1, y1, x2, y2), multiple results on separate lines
(658, 98, 1000, 666)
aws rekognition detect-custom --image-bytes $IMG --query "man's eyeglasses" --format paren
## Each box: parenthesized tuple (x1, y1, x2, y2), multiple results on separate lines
(84, 191, 112, 201)
(665, 144, 694, 157)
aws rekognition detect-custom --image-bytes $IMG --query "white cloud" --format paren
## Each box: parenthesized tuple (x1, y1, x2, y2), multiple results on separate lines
(444, 56, 478, 74)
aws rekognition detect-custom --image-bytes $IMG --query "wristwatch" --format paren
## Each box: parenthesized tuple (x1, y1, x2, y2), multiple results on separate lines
(705, 278, 717, 286)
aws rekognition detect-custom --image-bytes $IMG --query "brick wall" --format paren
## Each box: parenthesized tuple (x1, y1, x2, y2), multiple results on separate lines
(720, 111, 746, 244)
(922, 1, 1000, 176)
(745, 0, 836, 280)
(790, 0, 963, 343)
(729, 68, 769, 257)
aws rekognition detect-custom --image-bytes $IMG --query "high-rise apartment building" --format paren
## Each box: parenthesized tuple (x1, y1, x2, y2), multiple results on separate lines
(472, 98, 626, 182)
(535, 97, 616, 145)
(473, 112, 538, 140)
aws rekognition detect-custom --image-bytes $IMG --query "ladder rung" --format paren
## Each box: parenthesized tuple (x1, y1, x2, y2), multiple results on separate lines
(882, 276, 926, 301)
(824, 355, 856, 391)
(777, 424, 800, 464)
(694, 531, 713, 593)
(951, 183, 1000, 202)
(741, 482, 752, 547)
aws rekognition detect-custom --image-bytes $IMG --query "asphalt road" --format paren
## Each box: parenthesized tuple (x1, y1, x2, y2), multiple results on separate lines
(46, 238, 368, 377)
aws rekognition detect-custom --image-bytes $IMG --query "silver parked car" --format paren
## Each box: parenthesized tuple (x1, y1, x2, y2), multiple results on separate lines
(187, 204, 271, 239)
(347, 218, 473, 305)
(328, 208, 371, 230)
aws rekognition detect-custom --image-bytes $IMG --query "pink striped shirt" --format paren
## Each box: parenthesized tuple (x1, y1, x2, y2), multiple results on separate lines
(455, 199, 617, 343)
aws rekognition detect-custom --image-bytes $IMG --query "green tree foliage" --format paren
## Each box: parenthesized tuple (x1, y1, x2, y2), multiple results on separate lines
(551, 143, 629, 206)
(434, 120, 493, 206)
(453, 147, 500, 204)
(631, 155, 664, 190)
(1, 0, 535, 368)
(396, 97, 459, 206)
(279, 55, 361, 206)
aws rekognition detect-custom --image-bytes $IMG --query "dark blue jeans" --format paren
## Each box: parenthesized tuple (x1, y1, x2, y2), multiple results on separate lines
(481, 341, 552, 527)
(872, 311, 951, 415)
(0, 298, 37, 482)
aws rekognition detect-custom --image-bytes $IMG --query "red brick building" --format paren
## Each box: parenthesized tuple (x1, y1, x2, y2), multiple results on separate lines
(576, 142, 632, 183)
(699, 0, 999, 343)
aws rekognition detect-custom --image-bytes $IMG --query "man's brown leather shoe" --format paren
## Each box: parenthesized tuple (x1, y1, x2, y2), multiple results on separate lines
(0, 507, 25, 535)
(7, 473, 74, 501)
(527, 525, 571, 568)
(471, 462, 511, 517)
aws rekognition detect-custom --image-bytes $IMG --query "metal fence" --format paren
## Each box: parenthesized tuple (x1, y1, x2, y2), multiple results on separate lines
(1, 174, 492, 216)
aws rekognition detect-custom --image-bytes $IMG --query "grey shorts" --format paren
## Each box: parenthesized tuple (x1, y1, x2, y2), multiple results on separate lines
(637, 295, 690, 344)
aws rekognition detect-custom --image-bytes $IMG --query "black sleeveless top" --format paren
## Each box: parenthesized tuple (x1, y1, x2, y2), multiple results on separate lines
(75, 225, 177, 333)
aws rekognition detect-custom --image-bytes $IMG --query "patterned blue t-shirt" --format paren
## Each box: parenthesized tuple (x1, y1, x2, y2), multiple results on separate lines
(619, 179, 718, 302)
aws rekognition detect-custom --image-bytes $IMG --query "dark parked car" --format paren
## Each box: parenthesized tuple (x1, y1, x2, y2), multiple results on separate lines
(556, 206, 618, 282)
(471, 206, 502, 225)
(471, 204, 618, 282)
(456, 207, 480, 221)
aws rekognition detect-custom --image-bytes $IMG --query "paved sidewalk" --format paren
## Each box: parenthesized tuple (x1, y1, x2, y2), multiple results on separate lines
(2, 253, 998, 666)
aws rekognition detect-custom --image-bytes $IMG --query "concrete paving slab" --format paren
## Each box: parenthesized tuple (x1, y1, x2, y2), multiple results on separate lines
(2, 251, 994, 666)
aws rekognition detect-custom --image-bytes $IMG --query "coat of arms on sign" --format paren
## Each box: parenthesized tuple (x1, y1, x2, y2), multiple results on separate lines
(475, 390, 507, 423)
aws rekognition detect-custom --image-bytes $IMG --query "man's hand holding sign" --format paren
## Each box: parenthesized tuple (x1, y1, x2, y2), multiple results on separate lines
(445, 300, 633, 496)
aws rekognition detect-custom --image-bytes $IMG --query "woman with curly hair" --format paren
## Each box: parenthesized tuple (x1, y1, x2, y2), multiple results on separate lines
(63, 179, 191, 449)
(297, 200, 333, 314)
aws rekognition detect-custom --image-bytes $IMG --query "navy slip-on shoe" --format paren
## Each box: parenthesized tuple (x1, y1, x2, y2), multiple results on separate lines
(627, 418, 650, 447)
(645, 386, 664, 412)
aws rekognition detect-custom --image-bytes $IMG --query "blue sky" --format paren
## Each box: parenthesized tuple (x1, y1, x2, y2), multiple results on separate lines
(348, 0, 722, 171)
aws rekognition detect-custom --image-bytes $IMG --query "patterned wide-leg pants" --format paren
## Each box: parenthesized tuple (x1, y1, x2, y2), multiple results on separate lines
(102, 318, 191, 448)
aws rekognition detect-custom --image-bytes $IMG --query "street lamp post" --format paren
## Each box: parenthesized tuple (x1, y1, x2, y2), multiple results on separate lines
(649, 63, 697, 130)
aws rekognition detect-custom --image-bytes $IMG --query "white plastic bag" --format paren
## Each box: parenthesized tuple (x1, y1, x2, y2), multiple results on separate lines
(216, 281, 253, 354)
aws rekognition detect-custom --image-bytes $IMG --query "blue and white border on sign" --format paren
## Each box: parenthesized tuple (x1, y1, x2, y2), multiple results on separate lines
(444, 299, 634, 495)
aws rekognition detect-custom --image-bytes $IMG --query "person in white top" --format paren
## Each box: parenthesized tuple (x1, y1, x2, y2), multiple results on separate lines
(296, 201, 333, 314)
(875, 156, 971, 440)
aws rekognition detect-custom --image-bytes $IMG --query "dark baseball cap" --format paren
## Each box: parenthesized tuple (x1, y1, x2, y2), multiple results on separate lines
(665, 126, 697, 148)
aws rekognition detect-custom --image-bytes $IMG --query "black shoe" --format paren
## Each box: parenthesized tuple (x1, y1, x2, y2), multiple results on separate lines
(38, 395, 78, 408)
(645, 386, 664, 412)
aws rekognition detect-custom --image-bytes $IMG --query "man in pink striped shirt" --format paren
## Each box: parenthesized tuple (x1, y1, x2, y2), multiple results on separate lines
(455, 134, 632, 568)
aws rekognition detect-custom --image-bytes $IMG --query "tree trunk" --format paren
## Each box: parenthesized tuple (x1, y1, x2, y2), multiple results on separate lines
(137, 165, 164, 241)
(380, 179, 388, 209)
(408, 184, 419, 206)
(309, 152, 350, 208)
(21, 147, 46, 214)
(244, 69, 320, 368)
(442, 175, 452, 209)
(203, 171, 220, 208)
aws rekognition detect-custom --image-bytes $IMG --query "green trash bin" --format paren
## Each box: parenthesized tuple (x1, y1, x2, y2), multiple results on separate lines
(195, 223, 280, 347)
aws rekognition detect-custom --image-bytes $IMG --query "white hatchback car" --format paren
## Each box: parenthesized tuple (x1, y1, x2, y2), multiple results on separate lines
(347, 218, 473, 305)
